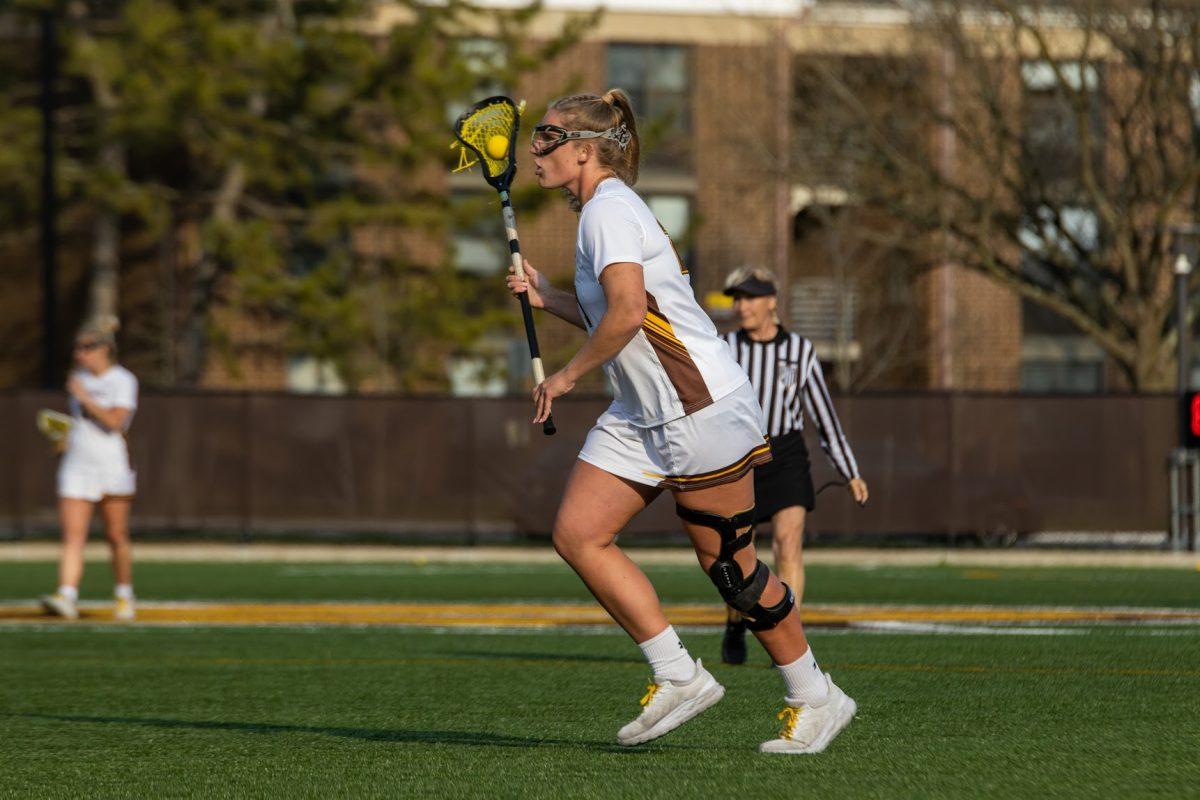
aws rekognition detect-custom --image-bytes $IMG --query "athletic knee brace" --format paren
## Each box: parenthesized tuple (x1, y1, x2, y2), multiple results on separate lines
(676, 505, 795, 631)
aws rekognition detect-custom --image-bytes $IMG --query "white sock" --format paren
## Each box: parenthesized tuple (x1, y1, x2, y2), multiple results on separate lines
(114, 584, 134, 601)
(57, 585, 78, 602)
(778, 647, 829, 707)
(638, 626, 696, 683)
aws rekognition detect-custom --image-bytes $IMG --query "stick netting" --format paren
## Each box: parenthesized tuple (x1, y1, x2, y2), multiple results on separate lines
(455, 98, 517, 181)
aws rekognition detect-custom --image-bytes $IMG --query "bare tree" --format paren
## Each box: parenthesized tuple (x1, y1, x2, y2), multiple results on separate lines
(795, 0, 1200, 390)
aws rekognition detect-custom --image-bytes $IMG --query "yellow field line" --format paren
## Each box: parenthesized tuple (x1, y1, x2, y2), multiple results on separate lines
(3, 601, 1200, 627)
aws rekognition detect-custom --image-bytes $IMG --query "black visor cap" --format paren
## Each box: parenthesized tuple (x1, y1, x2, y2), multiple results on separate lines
(723, 276, 777, 297)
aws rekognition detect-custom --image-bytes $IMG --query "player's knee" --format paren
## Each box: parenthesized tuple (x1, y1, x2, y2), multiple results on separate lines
(550, 520, 609, 563)
(550, 525, 581, 562)
(677, 503, 792, 630)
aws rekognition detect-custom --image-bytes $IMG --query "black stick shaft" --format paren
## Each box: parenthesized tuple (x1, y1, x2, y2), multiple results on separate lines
(500, 191, 555, 436)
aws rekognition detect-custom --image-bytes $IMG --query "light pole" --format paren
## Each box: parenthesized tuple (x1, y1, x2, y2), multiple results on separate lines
(1173, 225, 1200, 398)
(1168, 224, 1200, 551)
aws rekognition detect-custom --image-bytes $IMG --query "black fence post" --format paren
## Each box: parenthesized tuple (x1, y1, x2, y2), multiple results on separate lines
(40, 10, 59, 390)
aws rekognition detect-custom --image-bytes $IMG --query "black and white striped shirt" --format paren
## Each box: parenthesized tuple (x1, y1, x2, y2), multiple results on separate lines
(724, 328, 860, 481)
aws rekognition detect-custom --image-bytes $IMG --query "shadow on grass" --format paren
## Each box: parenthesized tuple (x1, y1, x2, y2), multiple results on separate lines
(13, 713, 702, 753)
(448, 649, 644, 666)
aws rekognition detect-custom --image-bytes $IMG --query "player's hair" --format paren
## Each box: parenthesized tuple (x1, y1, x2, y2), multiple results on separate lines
(550, 89, 641, 186)
(724, 266, 778, 290)
(77, 314, 120, 361)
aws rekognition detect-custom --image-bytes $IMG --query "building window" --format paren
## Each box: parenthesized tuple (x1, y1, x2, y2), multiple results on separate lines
(790, 277, 860, 363)
(1019, 359, 1104, 393)
(643, 192, 693, 271)
(446, 38, 508, 126)
(1020, 61, 1103, 203)
(607, 44, 691, 170)
(450, 190, 507, 275)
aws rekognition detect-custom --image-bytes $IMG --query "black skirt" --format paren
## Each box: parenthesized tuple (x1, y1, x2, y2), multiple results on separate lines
(753, 431, 816, 522)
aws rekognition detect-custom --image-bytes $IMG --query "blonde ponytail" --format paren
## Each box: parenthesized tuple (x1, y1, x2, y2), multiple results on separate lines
(550, 88, 641, 185)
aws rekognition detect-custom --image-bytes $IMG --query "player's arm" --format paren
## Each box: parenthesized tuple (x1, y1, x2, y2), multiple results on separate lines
(561, 262, 644, 380)
(802, 357, 869, 506)
(531, 263, 645, 424)
(506, 259, 585, 330)
(66, 376, 130, 433)
(80, 399, 130, 433)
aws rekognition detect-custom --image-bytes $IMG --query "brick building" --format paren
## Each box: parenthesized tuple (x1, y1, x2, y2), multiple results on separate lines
(5, 1, 1118, 395)
(438, 0, 1038, 396)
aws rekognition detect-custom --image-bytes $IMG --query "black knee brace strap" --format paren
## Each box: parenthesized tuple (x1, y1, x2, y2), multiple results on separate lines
(676, 505, 795, 631)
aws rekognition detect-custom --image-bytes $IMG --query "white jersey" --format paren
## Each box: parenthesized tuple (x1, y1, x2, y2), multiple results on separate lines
(574, 178, 747, 428)
(66, 365, 138, 466)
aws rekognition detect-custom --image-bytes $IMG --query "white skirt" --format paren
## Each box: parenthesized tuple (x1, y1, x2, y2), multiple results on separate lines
(578, 380, 771, 492)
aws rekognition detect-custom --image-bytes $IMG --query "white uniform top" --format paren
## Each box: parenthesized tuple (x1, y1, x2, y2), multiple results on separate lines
(574, 178, 748, 428)
(66, 365, 138, 465)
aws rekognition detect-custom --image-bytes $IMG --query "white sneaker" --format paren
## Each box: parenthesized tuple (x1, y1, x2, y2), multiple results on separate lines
(759, 674, 857, 754)
(114, 597, 136, 621)
(40, 593, 79, 620)
(617, 659, 725, 746)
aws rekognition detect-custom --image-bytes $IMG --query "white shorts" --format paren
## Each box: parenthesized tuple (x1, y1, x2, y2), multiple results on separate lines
(57, 456, 136, 502)
(578, 380, 771, 491)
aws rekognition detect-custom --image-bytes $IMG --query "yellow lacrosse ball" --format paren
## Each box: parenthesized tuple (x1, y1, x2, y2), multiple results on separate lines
(485, 135, 509, 160)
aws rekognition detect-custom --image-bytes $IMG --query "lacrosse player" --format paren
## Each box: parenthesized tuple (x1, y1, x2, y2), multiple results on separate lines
(505, 90, 856, 754)
(40, 316, 139, 622)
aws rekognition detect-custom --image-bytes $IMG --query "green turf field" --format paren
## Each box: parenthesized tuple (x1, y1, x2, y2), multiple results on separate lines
(2, 560, 1198, 798)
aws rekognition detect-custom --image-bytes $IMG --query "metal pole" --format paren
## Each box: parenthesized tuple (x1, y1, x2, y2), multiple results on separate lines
(39, 10, 59, 389)
(1177, 253, 1192, 398)
(1169, 451, 1182, 551)
(1185, 450, 1195, 551)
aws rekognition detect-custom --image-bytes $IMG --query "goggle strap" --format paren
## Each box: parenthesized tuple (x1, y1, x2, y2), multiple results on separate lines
(533, 123, 632, 151)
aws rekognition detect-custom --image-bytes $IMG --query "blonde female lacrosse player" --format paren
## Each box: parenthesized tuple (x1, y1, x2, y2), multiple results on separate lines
(505, 90, 856, 754)
(40, 316, 139, 621)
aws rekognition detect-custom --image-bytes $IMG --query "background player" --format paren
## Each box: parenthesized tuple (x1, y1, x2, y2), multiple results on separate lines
(40, 316, 139, 622)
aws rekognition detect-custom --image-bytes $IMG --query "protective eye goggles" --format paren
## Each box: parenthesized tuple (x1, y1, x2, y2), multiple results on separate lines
(530, 123, 632, 156)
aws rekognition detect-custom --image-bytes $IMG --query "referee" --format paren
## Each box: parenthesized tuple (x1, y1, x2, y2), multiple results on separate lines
(720, 267, 869, 665)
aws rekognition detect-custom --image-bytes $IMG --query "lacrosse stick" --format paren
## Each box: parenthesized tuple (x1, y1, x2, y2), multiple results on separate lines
(452, 96, 555, 436)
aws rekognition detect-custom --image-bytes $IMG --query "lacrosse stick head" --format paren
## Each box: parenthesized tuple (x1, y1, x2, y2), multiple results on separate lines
(36, 409, 73, 443)
(452, 96, 522, 191)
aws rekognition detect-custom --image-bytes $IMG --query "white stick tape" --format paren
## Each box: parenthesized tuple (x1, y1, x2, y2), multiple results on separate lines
(531, 357, 546, 384)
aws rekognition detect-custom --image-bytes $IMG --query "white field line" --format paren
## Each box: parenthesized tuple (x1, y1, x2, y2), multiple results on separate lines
(849, 621, 1087, 636)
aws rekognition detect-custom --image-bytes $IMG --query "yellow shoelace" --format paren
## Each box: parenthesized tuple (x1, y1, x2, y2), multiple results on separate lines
(639, 683, 659, 707)
(777, 706, 801, 740)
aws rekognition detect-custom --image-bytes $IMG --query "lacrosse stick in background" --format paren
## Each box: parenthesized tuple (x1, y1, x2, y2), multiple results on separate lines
(36, 409, 73, 452)
(452, 96, 555, 436)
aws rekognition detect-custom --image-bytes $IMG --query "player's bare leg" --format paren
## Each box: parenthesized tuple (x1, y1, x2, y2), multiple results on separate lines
(723, 505, 807, 664)
(99, 495, 135, 620)
(676, 472, 855, 754)
(771, 506, 807, 603)
(42, 498, 93, 619)
(552, 460, 665, 641)
(552, 460, 725, 745)
(677, 474, 808, 664)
